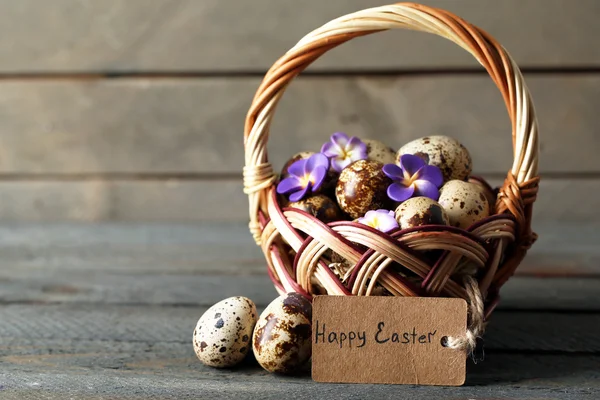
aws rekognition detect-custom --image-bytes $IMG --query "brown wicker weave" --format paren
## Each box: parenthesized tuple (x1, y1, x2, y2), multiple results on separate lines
(242, 3, 539, 349)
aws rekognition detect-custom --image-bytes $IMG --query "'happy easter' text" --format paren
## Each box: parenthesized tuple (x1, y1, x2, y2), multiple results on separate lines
(314, 320, 437, 348)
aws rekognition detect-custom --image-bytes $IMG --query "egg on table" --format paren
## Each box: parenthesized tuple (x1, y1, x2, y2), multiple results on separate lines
(287, 194, 343, 223)
(363, 139, 396, 165)
(394, 197, 450, 229)
(336, 159, 395, 219)
(438, 180, 490, 229)
(193, 296, 257, 368)
(253, 292, 312, 374)
(397, 135, 472, 182)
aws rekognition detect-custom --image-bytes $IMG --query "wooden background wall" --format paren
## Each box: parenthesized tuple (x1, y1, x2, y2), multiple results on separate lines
(0, 0, 597, 224)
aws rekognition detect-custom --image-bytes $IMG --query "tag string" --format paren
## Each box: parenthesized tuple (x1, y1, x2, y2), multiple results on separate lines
(445, 276, 486, 355)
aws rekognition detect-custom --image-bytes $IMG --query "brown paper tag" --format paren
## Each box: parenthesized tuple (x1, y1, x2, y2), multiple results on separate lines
(312, 296, 468, 386)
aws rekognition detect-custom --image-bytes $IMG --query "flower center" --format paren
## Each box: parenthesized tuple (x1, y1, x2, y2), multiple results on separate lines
(299, 173, 314, 188)
(401, 170, 417, 187)
(367, 216, 379, 229)
(338, 148, 349, 160)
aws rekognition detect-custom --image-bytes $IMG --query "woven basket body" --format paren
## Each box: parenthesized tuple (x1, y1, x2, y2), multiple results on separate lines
(243, 2, 539, 319)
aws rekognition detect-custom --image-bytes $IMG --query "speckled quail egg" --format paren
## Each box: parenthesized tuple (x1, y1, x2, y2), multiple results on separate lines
(336, 160, 394, 219)
(281, 151, 338, 196)
(253, 292, 312, 374)
(363, 139, 396, 165)
(468, 177, 498, 210)
(193, 296, 257, 368)
(287, 194, 343, 223)
(397, 136, 472, 182)
(394, 197, 450, 229)
(438, 180, 490, 229)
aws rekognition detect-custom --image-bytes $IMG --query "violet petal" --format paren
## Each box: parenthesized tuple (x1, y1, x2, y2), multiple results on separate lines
(277, 176, 302, 194)
(349, 141, 368, 160)
(331, 132, 349, 148)
(287, 158, 307, 178)
(416, 165, 444, 187)
(382, 164, 404, 180)
(330, 157, 349, 172)
(305, 153, 330, 173)
(289, 185, 310, 202)
(321, 141, 339, 158)
(400, 154, 427, 176)
(387, 182, 414, 202)
(309, 166, 327, 192)
(413, 180, 440, 200)
(377, 215, 399, 233)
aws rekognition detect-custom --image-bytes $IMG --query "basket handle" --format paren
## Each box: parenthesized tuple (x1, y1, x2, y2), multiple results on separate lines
(243, 2, 540, 245)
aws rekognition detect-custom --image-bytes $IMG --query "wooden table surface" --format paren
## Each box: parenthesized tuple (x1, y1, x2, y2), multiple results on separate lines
(0, 222, 599, 399)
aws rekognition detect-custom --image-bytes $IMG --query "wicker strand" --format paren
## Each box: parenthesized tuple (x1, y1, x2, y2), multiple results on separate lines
(445, 276, 486, 354)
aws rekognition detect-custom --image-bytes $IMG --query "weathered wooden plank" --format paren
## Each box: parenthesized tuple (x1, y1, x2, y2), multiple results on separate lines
(2, 355, 599, 400)
(0, 222, 594, 275)
(0, 180, 246, 222)
(1, 263, 599, 311)
(3, 335, 600, 388)
(0, 178, 594, 222)
(1, 332, 600, 397)
(0, 76, 598, 175)
(0, 304, 598, 353)
(0, 0, 597, 72)
(1, 223, 598, 309)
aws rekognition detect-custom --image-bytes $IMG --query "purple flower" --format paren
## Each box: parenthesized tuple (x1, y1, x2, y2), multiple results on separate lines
(357, 209, 399, 233)
(321, 132, 368, 172)
(277, 153, 329, 202)
(383, 154, 444, 202)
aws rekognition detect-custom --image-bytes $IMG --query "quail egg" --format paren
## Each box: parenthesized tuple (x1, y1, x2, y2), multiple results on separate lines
(363, 139, 396, 165)
(287, 194, 343, 223)
(438, 180, 490, 229)
(394, 197, 450, 229)
(397, 136, 472, 182)
(336, 160, 394, 219)
(193, 297, 258, 368)
(253, 293, 312, 374)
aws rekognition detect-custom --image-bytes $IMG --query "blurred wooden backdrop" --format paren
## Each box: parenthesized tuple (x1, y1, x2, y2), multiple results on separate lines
(0, 0, 597, 224)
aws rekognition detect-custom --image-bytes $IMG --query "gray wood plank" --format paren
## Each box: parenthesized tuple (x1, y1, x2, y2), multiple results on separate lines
(0, 180, 246, 222)
(0, 0, 597, 72)
(0, 76, 598, 175)
(0, 223, 598, 309)
(3, 252, 598, 310)
(0, 223, 597, 317)
(1, 266, 598, 311)
(3, 335, 599, 386)
(1, 305, 599, 398)
(0, 178, 594, 223)
(2, 357, 599, 399)
(0, 222, 595, 275)
(0, 304, 598, 353)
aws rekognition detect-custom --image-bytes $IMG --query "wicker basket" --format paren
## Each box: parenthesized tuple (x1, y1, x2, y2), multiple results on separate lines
(243, 3, 539, 349)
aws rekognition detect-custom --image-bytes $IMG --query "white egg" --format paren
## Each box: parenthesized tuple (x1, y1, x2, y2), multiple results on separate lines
(438, 180, 490, 229)
(193, 296, 257, 368)
(394, 197, 449, 229)
(397, 136, 472, 182)
(253, 293, 312, 374)
(364, 139, 396, 165)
